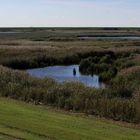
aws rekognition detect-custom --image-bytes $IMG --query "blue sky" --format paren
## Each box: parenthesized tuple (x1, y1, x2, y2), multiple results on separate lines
(0, 0, 140, 27)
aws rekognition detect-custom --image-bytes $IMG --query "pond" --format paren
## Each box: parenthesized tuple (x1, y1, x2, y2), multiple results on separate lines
(0, 32, 30, 35)
(27, 65, 105, 88)
(0, 32, 22, 34)
(79, 36, 140, 40)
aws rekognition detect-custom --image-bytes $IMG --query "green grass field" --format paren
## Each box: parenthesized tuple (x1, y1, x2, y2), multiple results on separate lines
(0, 98, 139, 140)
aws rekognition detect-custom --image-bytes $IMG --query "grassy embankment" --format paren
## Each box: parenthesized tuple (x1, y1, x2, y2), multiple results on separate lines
(0, 98, 140, 140)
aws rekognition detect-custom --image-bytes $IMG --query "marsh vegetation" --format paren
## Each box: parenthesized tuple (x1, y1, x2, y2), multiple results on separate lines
(0, 28, 140, 124)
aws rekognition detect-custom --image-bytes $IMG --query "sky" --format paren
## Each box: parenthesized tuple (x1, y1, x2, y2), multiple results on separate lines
(0, 0, 140, 27)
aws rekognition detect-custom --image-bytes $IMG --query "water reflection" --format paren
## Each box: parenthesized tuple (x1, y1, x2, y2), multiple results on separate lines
(73, 68, 76, 76)
(27, 65, 105, 88)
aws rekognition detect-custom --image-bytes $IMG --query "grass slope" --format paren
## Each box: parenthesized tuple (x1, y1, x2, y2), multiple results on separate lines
(0, 98, 139, 140)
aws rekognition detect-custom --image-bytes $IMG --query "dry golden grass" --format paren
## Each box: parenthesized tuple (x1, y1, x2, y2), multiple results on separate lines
(119, 66, 140, 76)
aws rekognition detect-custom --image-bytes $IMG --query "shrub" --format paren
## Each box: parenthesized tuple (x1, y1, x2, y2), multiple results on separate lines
(0, 66, 139, 123)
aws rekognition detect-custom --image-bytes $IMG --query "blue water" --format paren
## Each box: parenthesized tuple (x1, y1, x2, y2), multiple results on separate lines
(0, 32, 30, 35)
(79, 36, 140, 40)
(27, 65, 105, 88)
(0, 32, 22, 34)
